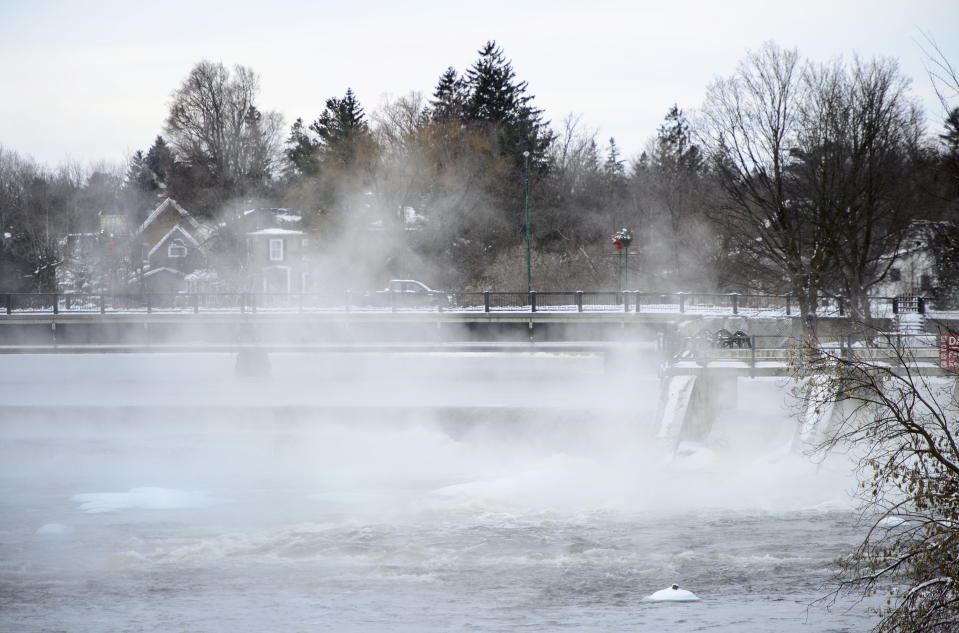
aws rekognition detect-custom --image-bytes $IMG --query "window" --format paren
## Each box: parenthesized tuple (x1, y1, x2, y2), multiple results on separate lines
(269, 238, 284, 261)
(168, 238, 187, 258)
(889, 267, 901, 282)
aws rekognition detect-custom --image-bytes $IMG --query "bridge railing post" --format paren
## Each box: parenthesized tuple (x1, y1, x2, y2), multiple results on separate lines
(731, 293, 739, 315)
(390, 289, 396, 313)
(750, 336, 756, 378)
(100, 294, 106, 315)
(576, 291, 583, 312)
(623, 291, 629, 312)
(838, 297, 844, 317)
(918, 297, 925, 314)
(484, 291, 490, 313)
(5, 293, 11, 315)
(785, 295, 791, 316)
(53, 293, 59, 315)
(530, 291, 537, 313)
(679, 293, 685, 314)
(146, 293, 152, 314)
(193, 293, 200, 314)
(345, 289, 352, 313)
(892, 297, 899, 315)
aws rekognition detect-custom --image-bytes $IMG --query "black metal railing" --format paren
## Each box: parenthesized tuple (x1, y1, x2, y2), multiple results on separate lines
(0, 291, 932, 317)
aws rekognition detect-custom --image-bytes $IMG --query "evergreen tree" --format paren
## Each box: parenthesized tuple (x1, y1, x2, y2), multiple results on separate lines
(284, 118, 321, 176)
(942, 106, 959, 154)
(144, 136, 176, 191)
(429, 68, 468, 123)
(943, 107, 959, 188)
(654, 105, 702, 172)
(308, 88, 372, 165)
(124, 150, 154, 193)
(464, 42, 551, 160)
(603, 137, 625, 180)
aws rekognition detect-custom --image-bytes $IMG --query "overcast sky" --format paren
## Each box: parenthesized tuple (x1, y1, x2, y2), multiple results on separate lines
(1, 0, 957, 168)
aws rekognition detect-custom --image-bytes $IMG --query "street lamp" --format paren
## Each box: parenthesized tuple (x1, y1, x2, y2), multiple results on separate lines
(611, 227, 634, 292)
(523, 150, 531, 294)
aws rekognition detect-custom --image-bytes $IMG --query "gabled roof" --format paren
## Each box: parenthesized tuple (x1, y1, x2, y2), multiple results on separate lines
(142, 266, 185, 278)
(147, 224, 202, 258)
(249, 228, 304, 236)
(136, 198, 200, 236)
(127, 266, 186, 283)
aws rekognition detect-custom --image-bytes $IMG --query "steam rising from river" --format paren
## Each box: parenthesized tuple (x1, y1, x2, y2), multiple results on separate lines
(1, 352, 852, 517)
(0, 350, 873, 631)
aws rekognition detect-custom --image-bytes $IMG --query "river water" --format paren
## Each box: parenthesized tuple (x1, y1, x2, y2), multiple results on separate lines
(0, 353, 877, 632)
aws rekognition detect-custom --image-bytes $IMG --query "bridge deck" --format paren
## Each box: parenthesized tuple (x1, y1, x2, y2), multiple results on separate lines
(664, 347, 947, 377)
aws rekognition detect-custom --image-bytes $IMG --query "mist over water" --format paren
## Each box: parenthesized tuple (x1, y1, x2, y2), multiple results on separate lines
(0, 351, 877, 631)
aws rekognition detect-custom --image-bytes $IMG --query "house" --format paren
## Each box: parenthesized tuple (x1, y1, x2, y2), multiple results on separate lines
(130, 198, 212, 294)
(238, 208, 310, 294)
(874, 221, 942, 297)
(872, 220, 959, 307)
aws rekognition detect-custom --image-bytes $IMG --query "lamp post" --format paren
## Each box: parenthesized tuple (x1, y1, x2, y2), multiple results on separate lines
(611, 227, 634, 292)
(523, 150, 531, 294)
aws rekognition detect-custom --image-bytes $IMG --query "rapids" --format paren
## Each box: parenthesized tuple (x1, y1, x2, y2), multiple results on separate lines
(0, 352, 877, 631)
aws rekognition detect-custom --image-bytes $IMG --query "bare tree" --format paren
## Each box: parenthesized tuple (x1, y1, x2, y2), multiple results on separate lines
(794, 58, 924, 324)
(701, 44, 927, 330)
(797, 331, 959, 632)
(165, 61, 283, 208)
(918, 30, 959, 116)
(0, 148, 73, 291)
(699, 42, 830, 330)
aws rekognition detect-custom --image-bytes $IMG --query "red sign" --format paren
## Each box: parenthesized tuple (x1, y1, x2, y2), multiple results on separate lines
(939, 334, 959, 369)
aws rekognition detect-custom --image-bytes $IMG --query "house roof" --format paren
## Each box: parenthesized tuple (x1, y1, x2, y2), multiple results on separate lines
(139, 267, 186, 279)
(249, 228, 304, 236)
(147, 224, 203, 258)
(136, 198, 200, 236)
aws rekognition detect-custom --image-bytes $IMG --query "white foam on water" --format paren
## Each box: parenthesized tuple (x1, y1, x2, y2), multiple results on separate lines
(71, 487, 230, 513)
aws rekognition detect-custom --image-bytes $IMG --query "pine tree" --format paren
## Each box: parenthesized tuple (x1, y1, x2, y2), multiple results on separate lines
(429, 68, 468, 123)
(942, 107, 959, 154)
(603, 137, 625, 180)
(124, 150, 154, 193)
(943, 107, 959, 187)
(459, 41, 552, 162)
(284, 118, 321, 176)
(144, 136, 175, 190)
(309, 88, 372, 165)
(654, 105, 702, 172)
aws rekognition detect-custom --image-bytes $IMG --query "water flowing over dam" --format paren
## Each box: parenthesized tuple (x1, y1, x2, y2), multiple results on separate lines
(1, 350, 879, 631)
